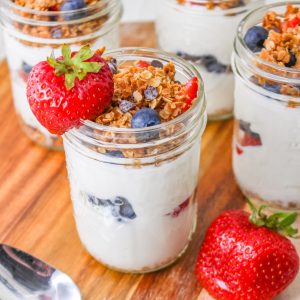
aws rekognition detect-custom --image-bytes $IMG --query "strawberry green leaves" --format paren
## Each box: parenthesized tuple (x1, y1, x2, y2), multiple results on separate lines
(248, 199, 300, 238)
(47, 44, 103, 90)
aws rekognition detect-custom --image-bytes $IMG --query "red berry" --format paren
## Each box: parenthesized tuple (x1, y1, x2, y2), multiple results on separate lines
(241, 132, 262, 147)
(135, 60, 150, 68)
(184, 77, 198, 111)
(236, 144, 243, 155)
(27, 45, 114, 135)
(282, 16, 300, 32)
(167, 198, 190, 217)
(195, 210, 299, 300)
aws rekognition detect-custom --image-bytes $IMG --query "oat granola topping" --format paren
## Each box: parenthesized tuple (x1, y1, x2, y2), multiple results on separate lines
(95, 60, 192, 128)
(261, 4, 300, 68)
(11, 0, 109, 46)
(245, 4, 300, 100)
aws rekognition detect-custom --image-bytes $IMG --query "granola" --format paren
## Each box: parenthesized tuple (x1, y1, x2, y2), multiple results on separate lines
(93, 58, 198, 159)
(11, 0, 108, 46)
(95, 60, 190, 128)
(246, 4, 300, 99)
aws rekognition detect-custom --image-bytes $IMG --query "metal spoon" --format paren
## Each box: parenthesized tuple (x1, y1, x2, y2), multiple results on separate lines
(0, 244, 81, 300)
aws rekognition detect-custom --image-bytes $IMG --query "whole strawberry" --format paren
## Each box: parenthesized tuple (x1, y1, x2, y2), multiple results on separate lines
(195, 203, 299, 300)
(27, 45, 114, 135)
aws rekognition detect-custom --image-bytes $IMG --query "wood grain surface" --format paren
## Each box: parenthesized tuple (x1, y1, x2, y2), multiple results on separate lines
(0, 22, 298, 300)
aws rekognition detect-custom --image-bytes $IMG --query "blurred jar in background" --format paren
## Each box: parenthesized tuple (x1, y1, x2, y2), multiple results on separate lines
(156, 0, 264, 121)
(0, 0, 122, 150)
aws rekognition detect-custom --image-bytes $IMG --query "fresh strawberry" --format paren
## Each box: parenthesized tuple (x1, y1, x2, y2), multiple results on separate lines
(195, 203, 299, 300)
(184, 77, 198, 111)
(27, 45, 114, 135)
(135, 60, 150, 68)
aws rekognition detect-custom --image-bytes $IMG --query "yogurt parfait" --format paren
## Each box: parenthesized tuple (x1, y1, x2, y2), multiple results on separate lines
(26, 46, 207, 272)
(156, 0, 263, 120)
(232, 3, 300, 210)
(0, 0, 122, 150)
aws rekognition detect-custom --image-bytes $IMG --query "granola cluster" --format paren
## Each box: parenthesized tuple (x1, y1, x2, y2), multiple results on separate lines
(261, 4, 300, 68)
(177, 0, 247, 10)
(95, 60, 190, 128)
(11, 0, 107, 45)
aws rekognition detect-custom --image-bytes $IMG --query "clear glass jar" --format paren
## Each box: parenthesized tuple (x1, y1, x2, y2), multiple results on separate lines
(63, 48, 207, 273)
(232, 2, 300, 210)
(0, 29, 5, 60)
(0, 0, 122, 150)
(156, 0, 263, 121)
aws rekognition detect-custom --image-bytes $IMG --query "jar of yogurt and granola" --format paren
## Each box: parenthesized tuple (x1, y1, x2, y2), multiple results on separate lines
(156, 0, 264, 120)
(0, 0, 122, 150)
(26, 46, 206, 272)
(232, 3, 300, 210)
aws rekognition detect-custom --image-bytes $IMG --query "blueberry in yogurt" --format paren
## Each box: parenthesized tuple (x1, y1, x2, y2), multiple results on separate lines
(22, 62, 33, 74)
(244, 26, 268, 52)
(88, 195, 136, 222)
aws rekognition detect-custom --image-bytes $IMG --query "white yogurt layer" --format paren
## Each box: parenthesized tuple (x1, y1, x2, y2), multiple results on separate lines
(64, 139, 200, 271)
(4, 29, 119, 146)
(233, 77, 300, 208)
(156, 2, 253, 119)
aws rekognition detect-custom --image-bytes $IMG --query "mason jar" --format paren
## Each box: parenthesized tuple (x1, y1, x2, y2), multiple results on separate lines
(232, 2, 300, 210)
(156, 0, 264, 121)
(0, 0, 122, 150)
(63, 48, 207, 273)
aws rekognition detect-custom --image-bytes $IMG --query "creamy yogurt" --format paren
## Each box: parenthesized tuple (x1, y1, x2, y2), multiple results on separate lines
(156, 0, 263, 120)
(233, 77, 300, 209)
(64, 138, 200, 272)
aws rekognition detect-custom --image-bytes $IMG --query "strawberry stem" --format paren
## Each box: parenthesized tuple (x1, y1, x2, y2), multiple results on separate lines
(247, 199, 300, 238)
(47, 44, 103, 90)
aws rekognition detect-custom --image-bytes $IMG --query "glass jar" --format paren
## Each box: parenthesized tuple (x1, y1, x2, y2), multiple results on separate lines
(0, 0, 122, 150)
(232, 2, 300, 210)
(156, 0, 264, 121)
(63, 48, 207, 273)
(0, 29, 5, 60)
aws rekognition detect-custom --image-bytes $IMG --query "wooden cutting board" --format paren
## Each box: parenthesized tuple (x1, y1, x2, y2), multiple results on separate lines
(0, 22, 298, 300)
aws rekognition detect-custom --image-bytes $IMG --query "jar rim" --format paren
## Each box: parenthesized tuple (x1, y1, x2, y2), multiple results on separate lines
(236, 1, 300, 77)
(163, 0, 263, 15)
(76, 47, 206, 135)
(1, 0, 115, 17)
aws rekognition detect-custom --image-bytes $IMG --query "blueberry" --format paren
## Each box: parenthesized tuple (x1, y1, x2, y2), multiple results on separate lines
(131, 108, 160, 141)
(176, 51, 201, 62)
(131, 108, 160, 129)
(61, 0, 87, 20)
(105, 150, 125, 158)
(262, 83, 281, 94)
(244, 26, 268, 52)
(151, 60, 163, 68)
(22, 62, 32, 74)
(239, 120, 251, 132)
(205, 61, 228, 74)
(113, 197, 136, 219)
(51, 27, 62, 39)
(119, 100, 136, 113)
(285, 51, 296, 68)
(107, 58, 117, 75)
(144, 86, 158, 100)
